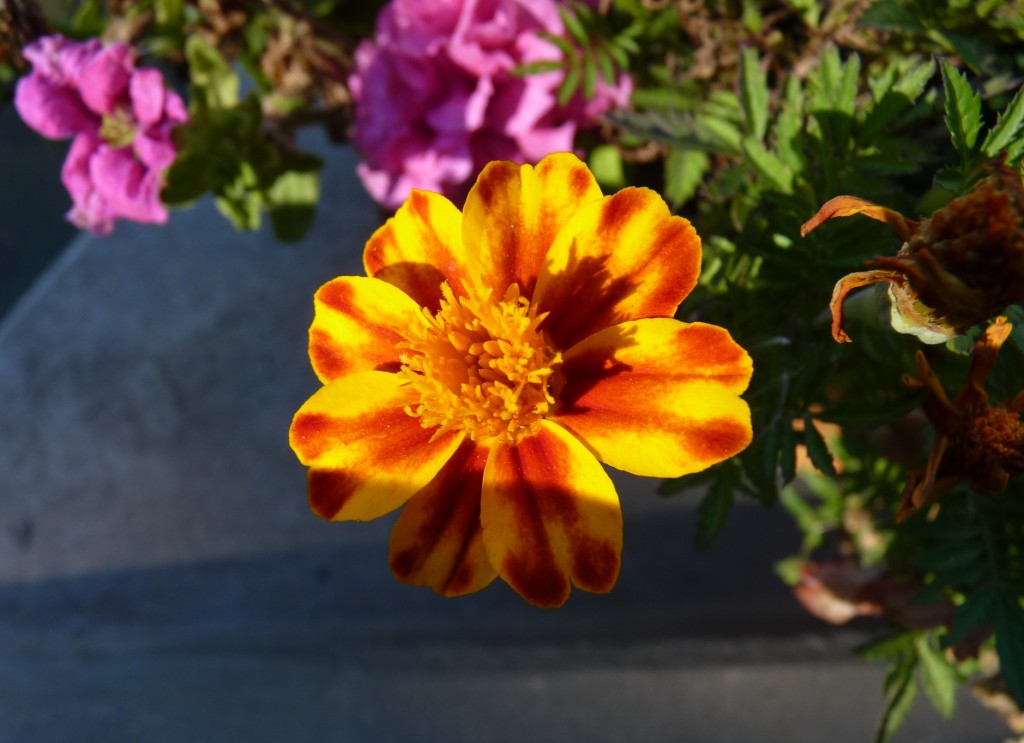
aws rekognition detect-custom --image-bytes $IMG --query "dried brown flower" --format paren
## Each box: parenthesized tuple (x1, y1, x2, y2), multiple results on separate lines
(897, 317, 1024, 522)
(802, 159, 1024, 344)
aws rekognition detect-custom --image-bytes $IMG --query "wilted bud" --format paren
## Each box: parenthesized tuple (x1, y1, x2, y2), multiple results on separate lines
(802, 159, 1024, 344)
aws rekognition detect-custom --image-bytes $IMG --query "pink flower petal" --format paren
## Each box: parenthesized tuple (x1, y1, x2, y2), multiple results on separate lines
(14, 72, 97, 139)
(129, 68, 166, 126)
(79, 44, 134, 116)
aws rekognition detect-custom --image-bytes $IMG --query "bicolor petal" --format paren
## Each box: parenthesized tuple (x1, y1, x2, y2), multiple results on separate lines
(290, 371, 464, 521)
(461, 153, 602, 299)
(389, 439, 497, 596)
(534, 187, 701, 350)
(481, 420, 621, 608)
(551, 319, 753, 478)
(308, 276, 424, 383)
(364, 189, 469, 311)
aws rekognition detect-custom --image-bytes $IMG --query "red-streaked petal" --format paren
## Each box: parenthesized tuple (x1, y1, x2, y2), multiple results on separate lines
(533, 187, 701, 351)
(461, 153, 602, 299)
(551, 319, 753, 478)
(389, 439, 497, 597)
(308, 276, 424, 383)
(481, 420, 621, 608)
(364, 189, 468, 312)
(290, 371, 463, 521)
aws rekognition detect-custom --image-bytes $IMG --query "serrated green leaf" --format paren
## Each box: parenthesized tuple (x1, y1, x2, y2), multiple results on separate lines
(740, 47, 769, 140)
(663, 148, 709, 208)
(803, 416, 836, 476)
(915, 635, 958, 718)
(983, 85, 1024, 158)
(940, 59, 983, 161)
(696, 466, 737, 548)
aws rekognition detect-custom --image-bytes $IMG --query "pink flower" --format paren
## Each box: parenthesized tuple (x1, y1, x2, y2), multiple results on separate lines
(350, 0, 632, 209)
(15, 34, 187, 235)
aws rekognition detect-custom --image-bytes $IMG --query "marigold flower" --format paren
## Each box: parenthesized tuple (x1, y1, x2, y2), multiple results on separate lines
(801, 160, 1024, 344)
(897, 317, 1024, 522)
(349, 0, 632, 210)
(14, 34, 187, 235)
(289, 153, 753, 607)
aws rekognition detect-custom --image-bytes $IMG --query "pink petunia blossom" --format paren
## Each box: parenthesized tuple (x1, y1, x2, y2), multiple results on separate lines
(349, 0, 632, 210)
(15, 34, 188, 235)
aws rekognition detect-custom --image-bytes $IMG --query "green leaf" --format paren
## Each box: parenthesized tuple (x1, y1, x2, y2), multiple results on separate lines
(858, 632, 915, 662)
(557, 58, 582, 106)
(803, 416, 836, 476)
(915, 634, 958, 718)
(267, 169, 320, 242)
(982, 85, 1024, 158)
(663, 149, 709, 208)
(185, 35, 239, 110)
(940, 59, 983, 161)
(694, 115, 743, 155)
(996, 597, 1024, 706)
(739, 47, 769, 141)
(582, 56, 597, 100)
(875, 655, 918, 743)
(816, 391, 925, 427)
(161, 150, 211, 205)
(741, 138, 793, 193)
(558, 4, 589, 46)
(695, 464, 738, 548)
(946, 582, 998, 647)
(588, 144, 626, 189)
(512, 60, 565, 76)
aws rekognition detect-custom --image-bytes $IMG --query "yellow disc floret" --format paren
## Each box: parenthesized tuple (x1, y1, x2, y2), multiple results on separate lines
(399, 282, 561, 444)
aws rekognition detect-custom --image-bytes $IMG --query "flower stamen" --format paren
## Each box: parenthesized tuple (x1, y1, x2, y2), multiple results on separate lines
(399, 282, 561, 444)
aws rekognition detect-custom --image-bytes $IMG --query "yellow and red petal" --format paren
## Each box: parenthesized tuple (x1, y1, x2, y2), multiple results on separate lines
(389, 439, 497, 597)
(480, 420, 621, 608)
(289, 371, 463, 521)
(550, 319, 753, 478)
(308, 276, 424, 383)
(363, 190, 469, 312)
(533, 187, 701, 351)
(461, 153, 602, 299)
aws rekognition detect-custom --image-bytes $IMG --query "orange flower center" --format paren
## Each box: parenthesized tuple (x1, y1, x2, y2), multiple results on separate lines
(398, 282, 562, 444)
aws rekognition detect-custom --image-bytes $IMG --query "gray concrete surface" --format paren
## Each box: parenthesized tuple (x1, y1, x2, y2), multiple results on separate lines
(0, 138, 1012, 742)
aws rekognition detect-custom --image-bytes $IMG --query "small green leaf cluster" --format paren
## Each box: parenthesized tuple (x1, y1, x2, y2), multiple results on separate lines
(162, 37, 321, 241)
